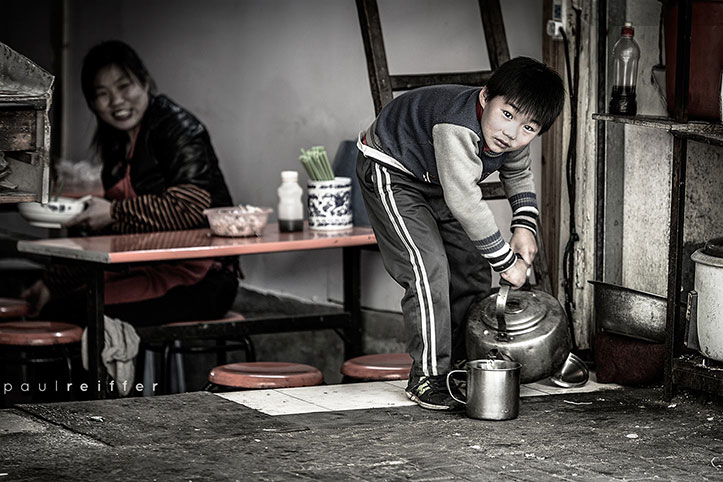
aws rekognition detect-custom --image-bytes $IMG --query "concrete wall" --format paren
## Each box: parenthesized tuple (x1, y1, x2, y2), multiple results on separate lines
(4, 0, 543, 312)
(618, 0, 672, 296)
(614, 0, 723, 297)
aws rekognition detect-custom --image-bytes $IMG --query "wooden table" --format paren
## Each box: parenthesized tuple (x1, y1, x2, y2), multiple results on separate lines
(17, 224, 376, 398)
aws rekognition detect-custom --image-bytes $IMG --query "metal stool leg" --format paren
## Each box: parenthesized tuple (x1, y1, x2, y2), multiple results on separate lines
(162, 343, 173, 394)
(60, 345, 74, 401)
(216, 339, 227, 366)
(241, 336, 256, 362)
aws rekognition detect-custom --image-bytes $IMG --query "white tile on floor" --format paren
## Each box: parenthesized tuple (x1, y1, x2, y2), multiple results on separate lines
(215, 381, 416, 416)
(215, 372, 623, 416)
(216, 389, 331, 415)
(276, 381, 416, 412)
(385, 380, 407, 389)
(523, 371, 622, 396)
(520, 385, 549, 397)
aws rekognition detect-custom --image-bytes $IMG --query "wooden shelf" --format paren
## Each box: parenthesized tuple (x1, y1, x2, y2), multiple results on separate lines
(1, 42, 54, 205)
(592, 113, 723, 148)
(0, 93, 49, 110)
(672, 355, 723, 397)
(0, 190, 37, 203)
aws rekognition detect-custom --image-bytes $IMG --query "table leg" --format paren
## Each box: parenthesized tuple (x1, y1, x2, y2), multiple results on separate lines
(342, 246, 363, 359)
(86, 267, 107, 399)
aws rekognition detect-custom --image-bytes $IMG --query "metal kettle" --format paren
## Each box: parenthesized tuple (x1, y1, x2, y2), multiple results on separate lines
(465, 281, 571, 384)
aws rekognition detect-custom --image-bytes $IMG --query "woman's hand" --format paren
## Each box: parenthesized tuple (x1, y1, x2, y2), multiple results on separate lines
(509, 228, 538, 266)
(64, 196, 113, 231)
(20, 280, 51, 317)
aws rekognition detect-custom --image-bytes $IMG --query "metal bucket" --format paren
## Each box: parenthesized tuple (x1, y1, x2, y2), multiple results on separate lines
(588, 280, 667, 343)
(446, 359, 521, 421)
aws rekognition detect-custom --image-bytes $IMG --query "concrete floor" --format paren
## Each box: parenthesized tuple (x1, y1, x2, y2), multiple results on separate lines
(2, 380, 723, 481)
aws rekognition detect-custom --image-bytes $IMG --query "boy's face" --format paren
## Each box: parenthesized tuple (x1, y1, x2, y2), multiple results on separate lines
(478, 88, 540, 154)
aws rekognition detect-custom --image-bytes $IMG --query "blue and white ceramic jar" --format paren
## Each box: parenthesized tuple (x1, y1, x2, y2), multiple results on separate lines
(307, 177, 353, 231)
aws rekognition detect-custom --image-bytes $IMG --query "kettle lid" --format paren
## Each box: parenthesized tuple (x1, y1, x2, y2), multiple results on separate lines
(476, 290, 548, 334)
(703, 237, 723, 258)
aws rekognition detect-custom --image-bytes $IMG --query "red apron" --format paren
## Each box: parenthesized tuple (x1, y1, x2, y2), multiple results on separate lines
(102, 164, 212, 305)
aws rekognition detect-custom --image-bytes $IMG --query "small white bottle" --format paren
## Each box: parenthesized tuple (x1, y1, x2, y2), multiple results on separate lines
(277, 170, 304, 232)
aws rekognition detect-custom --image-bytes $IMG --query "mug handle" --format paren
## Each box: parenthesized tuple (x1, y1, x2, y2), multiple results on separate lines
(446, 370, 467, 405)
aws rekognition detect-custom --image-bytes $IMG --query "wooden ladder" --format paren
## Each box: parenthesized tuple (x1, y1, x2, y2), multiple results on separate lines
(355, 0, 552, 293)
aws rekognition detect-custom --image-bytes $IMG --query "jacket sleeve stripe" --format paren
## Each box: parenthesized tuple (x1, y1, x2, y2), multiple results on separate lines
(111, 184, 211, 233)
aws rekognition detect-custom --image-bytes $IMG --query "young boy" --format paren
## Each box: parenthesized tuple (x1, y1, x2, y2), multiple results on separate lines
(355, 56, 565, 410)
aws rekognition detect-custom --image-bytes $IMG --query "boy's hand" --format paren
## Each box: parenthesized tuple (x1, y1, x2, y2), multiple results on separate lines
(500, 258, 528, 289)
(510, 228, 537, 266)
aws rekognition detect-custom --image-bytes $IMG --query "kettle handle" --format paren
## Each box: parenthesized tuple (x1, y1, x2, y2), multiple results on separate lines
(496, 255, 533, 334)
(495, 283, 510, 334)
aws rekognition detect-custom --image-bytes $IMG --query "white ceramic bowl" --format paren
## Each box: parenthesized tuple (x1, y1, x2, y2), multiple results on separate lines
(18, 196, 87, 228)
(204, 205, 272, 237)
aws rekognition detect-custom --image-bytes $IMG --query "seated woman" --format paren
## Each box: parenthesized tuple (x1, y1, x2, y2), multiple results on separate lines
(23, 40, 239, 326)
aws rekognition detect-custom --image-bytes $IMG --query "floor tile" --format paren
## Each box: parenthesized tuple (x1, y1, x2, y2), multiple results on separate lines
(275, 381, 416, 412)
(523, 371, 622, 396)
(217, 388, 330, 415)
(520, 385, 549, 397)
(215, 372, 622, 416)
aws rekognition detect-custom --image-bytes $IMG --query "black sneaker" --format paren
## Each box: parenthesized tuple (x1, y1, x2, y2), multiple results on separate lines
(405, 375, 464, 411)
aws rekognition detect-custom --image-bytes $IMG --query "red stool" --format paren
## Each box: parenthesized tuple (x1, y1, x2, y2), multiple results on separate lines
(341, 353, 412, 381)
(207, 362, 323, 390)
(0, 321, 83, 407)
(0, 298, 30, 320)
(0, 321, 82, 346)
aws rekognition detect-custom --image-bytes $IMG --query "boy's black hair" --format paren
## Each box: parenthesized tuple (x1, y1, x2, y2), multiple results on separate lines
(80, 40, 157, 163)
(483, 56, 565, 134)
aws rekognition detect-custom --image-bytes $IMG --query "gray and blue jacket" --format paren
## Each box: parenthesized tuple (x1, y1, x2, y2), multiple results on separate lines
(357, 84, 538, 273)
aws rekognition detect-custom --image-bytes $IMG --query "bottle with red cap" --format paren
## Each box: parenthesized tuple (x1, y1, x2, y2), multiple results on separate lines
(609, 21, 640, 116)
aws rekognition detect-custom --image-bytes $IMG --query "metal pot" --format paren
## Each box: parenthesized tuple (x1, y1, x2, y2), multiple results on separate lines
(690, 237, 723, 361)
(588, 280, 667, 343)
(465, 284, 571, 383)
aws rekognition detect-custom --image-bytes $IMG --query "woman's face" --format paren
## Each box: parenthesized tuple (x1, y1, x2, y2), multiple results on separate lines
(92, 64, 149, 134)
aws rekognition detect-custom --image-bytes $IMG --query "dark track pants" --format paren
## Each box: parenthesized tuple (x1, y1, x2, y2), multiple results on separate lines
(356, 153, 492, 378)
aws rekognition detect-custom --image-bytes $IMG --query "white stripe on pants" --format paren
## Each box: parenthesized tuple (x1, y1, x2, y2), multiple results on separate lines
(372, 163, 438, 376)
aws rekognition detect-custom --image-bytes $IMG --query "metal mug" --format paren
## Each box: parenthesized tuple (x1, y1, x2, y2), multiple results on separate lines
(446, 359, 521, 420)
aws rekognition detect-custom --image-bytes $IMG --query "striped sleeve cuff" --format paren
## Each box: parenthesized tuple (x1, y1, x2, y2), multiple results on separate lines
(111, 184, 211, 234)
(472, 231, 516, 273)
(509, 192, 538, 235)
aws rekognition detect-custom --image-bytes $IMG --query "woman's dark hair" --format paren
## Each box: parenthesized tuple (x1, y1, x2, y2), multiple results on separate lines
(483, 56, 566, 134)
(81, 40, 157, 162)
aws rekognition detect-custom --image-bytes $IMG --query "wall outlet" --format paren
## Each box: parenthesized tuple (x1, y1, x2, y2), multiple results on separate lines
(546, 20, 564, 40)
(547, 0, 569, 40)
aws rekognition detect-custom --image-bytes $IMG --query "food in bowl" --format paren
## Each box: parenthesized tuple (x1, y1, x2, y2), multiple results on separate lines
(204, 205, 272, 237)
(18, 196, 88, 228)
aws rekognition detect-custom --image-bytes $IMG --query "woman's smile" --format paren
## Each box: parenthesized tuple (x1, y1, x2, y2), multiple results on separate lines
(92, 64, 149, 135)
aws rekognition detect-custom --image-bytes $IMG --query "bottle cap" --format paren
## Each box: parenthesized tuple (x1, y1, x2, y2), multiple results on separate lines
(622, 21, 634, 37)
(281, 170, 298, 182)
